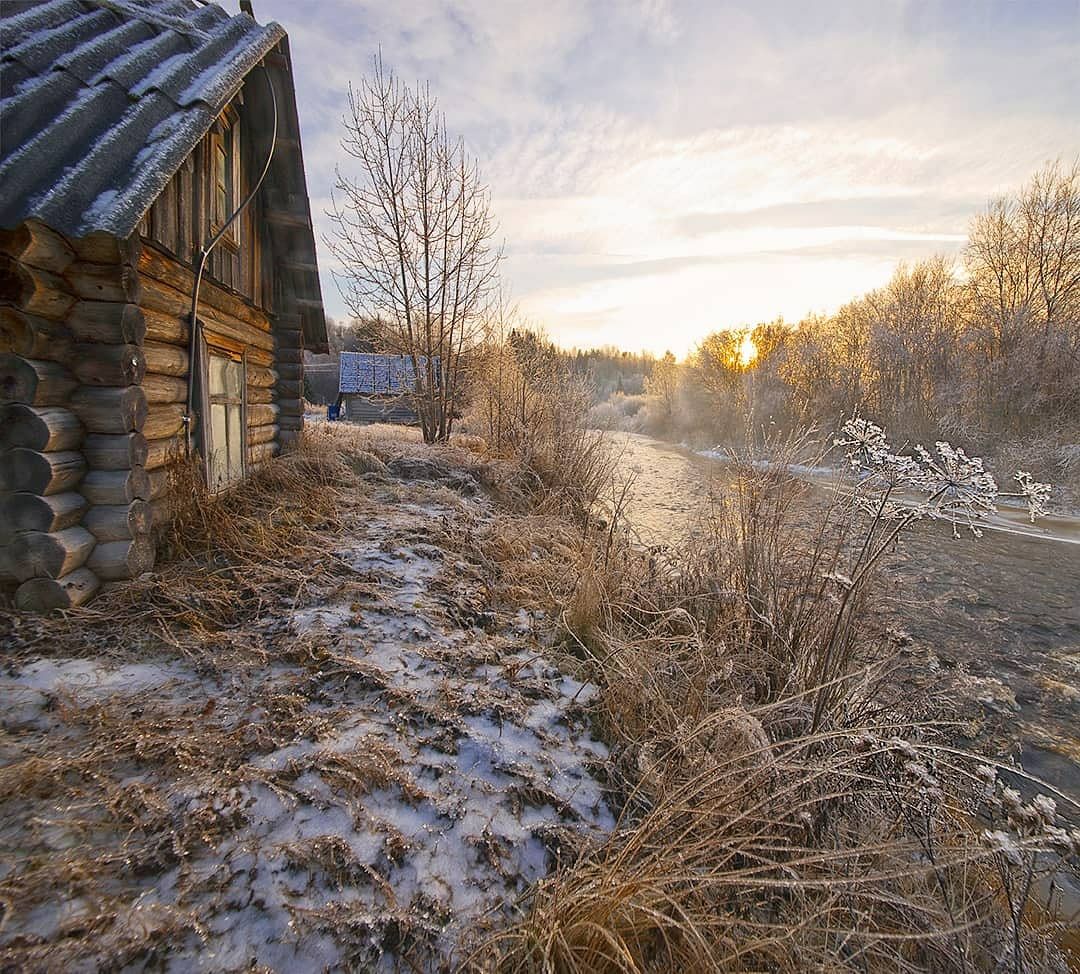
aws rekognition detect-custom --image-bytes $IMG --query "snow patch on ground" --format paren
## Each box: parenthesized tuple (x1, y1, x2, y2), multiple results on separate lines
(1, 493, 612, 970)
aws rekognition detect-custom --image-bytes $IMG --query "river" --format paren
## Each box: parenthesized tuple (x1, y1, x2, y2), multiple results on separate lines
(610, 432, 1080, 804)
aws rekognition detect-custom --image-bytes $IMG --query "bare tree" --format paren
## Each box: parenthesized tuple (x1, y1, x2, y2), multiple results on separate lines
(327, 55, 502, 442)
(644, 352, 679, 431)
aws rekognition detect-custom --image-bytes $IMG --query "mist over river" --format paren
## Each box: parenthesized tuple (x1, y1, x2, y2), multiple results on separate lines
(609, 433, 1080, 812)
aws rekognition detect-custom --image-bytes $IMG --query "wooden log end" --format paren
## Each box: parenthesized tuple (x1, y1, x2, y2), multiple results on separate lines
(87, 537, 156, 581)
(0, 221, 76, 274)
(8, 526, 95, 581)
(83, 431, 149, 470)
(0, 256, 76, 320)
(0, 448, 87, 496)
(70, 385, 148, 434)
(0, 403, 83, 451)
(80, 466, 151, 505)
(70, 231, 141, 267)
(72, 343, 146, 387)
(15, 567, 100, 612)
(0, 354, 77, 405)
(68, 301, 147, 345)
(0, 491, 88, 534)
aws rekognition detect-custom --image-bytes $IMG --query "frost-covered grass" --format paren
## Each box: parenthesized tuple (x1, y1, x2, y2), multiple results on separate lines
(3, 423, 1077, 973)
(0, 428, 613, 972)
(477, 427, 1080, 973)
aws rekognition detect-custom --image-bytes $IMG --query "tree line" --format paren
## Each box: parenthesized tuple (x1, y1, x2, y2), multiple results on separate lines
(642, 162, 1080, 463)
(325, 51, 1078, 474)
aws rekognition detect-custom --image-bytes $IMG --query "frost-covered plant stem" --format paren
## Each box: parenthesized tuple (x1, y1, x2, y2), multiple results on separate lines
(810, 480, 950, 731)
(810, 417, 1050, 731)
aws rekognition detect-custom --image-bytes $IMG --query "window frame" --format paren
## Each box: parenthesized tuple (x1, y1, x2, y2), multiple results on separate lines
(209, 105, 241, 249)
(203, 345, 248, 490)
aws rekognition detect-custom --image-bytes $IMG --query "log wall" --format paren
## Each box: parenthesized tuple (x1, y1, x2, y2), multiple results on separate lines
(1, 91, 313, 610)
(136, 241, 283, 490)
(272, 313, 303, 450)
(0, 221, 103, 609)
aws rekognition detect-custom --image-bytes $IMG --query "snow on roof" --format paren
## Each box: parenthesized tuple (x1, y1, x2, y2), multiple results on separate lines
(339, 352, 441, 395)
(0, 0, 286, 237)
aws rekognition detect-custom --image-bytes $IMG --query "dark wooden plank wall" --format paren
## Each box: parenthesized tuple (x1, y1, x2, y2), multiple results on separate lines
(139, 85, 269, 312)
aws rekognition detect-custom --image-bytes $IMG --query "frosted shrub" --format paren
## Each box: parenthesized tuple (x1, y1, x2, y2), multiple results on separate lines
(806, 417, 1052, 730)
(824, 420, 1072, 971)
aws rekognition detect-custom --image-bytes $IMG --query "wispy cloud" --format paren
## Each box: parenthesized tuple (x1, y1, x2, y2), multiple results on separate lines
(257, 0, 1080, 353)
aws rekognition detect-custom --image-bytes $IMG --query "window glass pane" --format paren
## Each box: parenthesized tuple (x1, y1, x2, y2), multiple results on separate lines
(227, 405, 244, 481)
(215, 143, 228, 224)
(230, 126, 239, 203)
(209, 403, 228, 488)
(224, 359, 243, 398)
(208, 355, 228, 396)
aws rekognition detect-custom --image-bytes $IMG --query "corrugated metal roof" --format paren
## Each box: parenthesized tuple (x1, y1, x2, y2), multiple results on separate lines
(339, 352, 440, 395)
(0, 0, 286, 237)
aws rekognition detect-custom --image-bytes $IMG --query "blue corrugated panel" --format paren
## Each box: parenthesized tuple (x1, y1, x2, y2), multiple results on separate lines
(339, 352, 440, 395)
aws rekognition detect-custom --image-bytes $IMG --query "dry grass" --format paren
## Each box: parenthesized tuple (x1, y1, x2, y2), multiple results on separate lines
(0, 426, 418, 969)
(2, 422, 1076, 972)
(465, 333, 620, 519)
(1, 422, 514, 669)
(469, 436, 1080, 973)
(0, 422, 618, 972)
(1, 429, 378, 672)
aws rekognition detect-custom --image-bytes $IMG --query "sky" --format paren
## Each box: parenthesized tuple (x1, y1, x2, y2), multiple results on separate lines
(255, 0, 1080, 356)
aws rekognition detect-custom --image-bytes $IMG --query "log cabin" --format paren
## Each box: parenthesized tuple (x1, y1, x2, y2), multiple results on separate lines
(336, 351, 430, 425)
(0, 0, 329, 611)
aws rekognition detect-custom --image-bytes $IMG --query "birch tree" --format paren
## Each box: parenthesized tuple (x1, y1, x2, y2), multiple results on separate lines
(328, 55, 501, 442)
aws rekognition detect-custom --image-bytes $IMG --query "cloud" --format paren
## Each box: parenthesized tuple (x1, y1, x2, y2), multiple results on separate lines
(672, 195, 982, 236)
(255, 0, 1080, 354)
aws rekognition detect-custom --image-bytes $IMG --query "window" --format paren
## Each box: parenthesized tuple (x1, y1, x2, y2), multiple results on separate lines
(211, 113, 240, 246)
(206, 351, 246, 489)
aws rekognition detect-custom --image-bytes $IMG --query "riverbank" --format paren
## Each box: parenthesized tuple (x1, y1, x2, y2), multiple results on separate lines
(610, 432, 1080, 798)
(691, 435, 1080, 518)
(3, 426, 1077, 972)
(689, 446, 1080, 541)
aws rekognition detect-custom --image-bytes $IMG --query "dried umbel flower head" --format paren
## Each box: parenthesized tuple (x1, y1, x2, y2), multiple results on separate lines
(834, 416, 889, 466)
(909, 441, 999, 532)
(835, 416, 1052, 536)
(1014, 470, 1052, 522)
(834, 417, 918, 489)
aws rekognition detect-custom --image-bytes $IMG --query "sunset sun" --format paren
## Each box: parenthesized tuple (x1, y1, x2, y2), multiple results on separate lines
(737, 331, 758, 368)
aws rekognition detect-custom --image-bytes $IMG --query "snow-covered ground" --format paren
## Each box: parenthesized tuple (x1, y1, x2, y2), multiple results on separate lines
(1, 482, 613, 970)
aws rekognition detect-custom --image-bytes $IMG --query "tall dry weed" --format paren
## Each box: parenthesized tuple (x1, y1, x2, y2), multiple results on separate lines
(467, 331, 618, 517)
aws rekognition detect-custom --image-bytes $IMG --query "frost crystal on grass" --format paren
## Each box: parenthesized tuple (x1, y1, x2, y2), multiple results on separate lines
(1030, 794, 1056, 826)
(1000, 786, 1023, 810)
(834, 417, 889, 465)
(888, 737, 918, 760)
(982, 829, 1024, 865)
